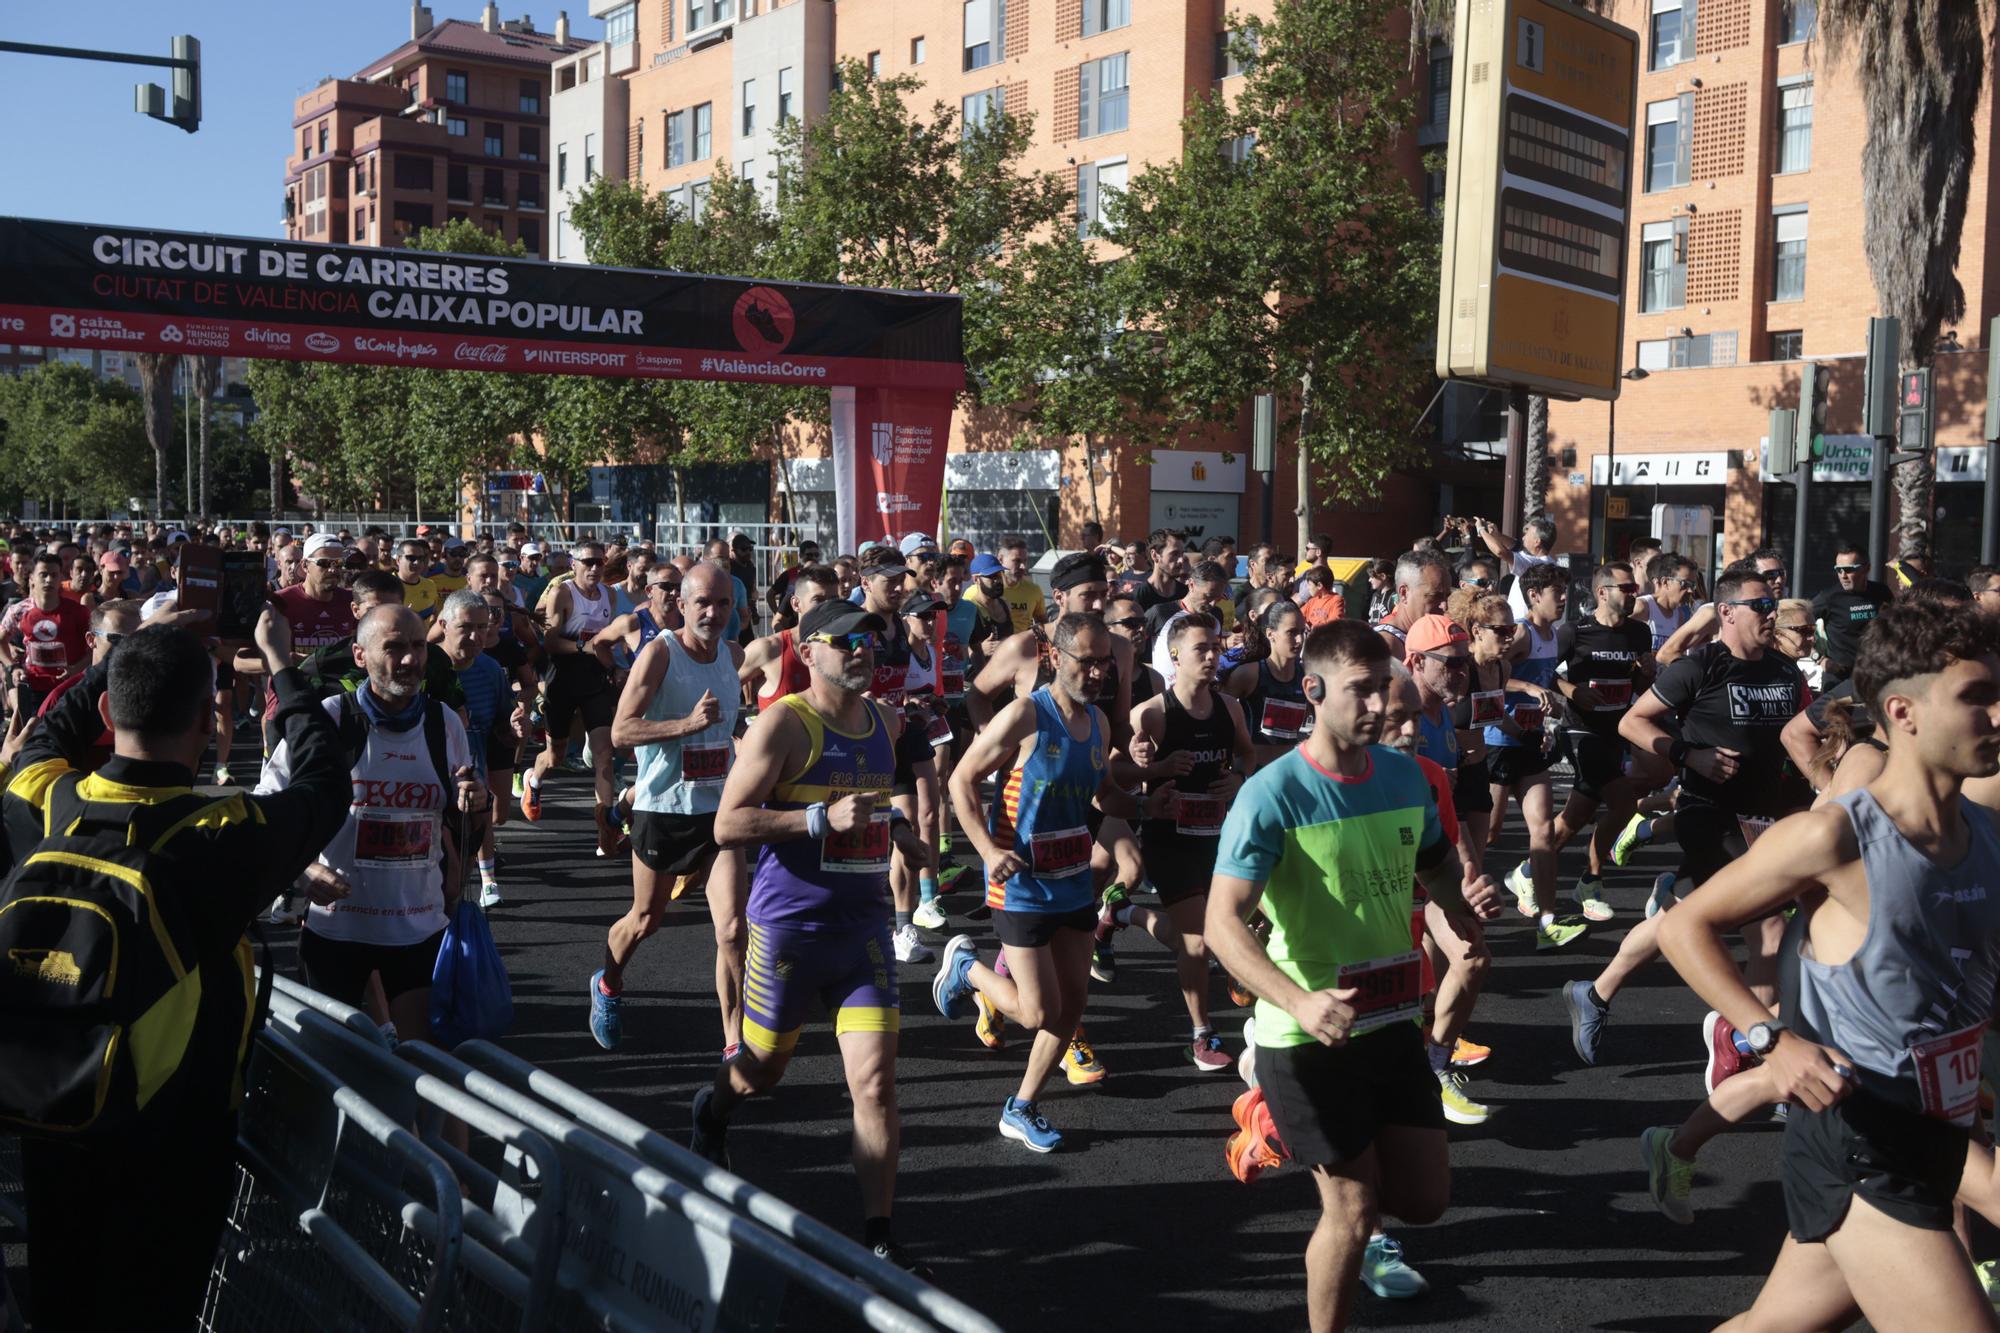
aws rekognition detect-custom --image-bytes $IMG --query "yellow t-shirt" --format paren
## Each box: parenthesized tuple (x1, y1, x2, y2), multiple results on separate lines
(1000, 579, 1045, 635)
(431, 573, 469, 597)
(400, 575, 441, 620)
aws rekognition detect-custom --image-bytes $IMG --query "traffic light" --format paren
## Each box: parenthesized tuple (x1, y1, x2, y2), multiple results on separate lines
(1768, 409, 1798, 476)
(134, 35, 200, 134)
(1899, 368, 1934, 455)
(1801, 360, 1827, 462)
(1863, 315, 1901, 437)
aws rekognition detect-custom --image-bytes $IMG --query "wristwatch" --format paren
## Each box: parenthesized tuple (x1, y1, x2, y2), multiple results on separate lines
(1746, 1019, 1787, 1055)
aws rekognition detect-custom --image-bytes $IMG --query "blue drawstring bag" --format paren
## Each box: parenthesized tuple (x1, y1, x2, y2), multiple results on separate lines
(431, 898, 513, 1048)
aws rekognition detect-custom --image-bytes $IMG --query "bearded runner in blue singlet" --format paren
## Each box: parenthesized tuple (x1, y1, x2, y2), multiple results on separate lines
(936, 612, 1143, 1153)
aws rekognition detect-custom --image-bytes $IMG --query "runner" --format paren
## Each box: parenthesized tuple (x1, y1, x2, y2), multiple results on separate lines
(1656, 597, 2000, 1331)
(1205, 619, 1503, 1332)
(593, 562, 748, 1054)
(1227, 599, 1314, 766)
(600, 562, 683, 666)
(435, 590, 527, 910)
(1565, 562, 1808, 1065)
(851, 550, 934, 965)
(0, 552, 90, 735)
(393, 537, 443, 622)
(1145, 560, 1237, 684)
(1635, 553, 1702, 654)
(1655, 548, 1790, 666)
(1810, 540, 1895, 691)
(523, 540, 623, 857)
(888, 590, 955, 939)
(1374, 550, 1452, 652)
(934, 613, 1143, 1150)
(741, 564, 836, 712)
(692, 598, 931, 1267)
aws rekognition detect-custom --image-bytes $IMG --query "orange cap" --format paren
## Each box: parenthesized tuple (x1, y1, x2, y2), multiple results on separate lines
(1404, 613, 1469, 661)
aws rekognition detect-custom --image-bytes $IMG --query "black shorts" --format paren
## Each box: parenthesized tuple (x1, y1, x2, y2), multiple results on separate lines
(486, 727, 521, 774)
(1487, 742, 1553, 789)
(1142, 833, 1218, 907)
(544, 656, 614, 736)
(1781, 1089, 1969, 1242)
(631, 809, 722, 878)
(298, 926, 447, 1010)
(1567, 727, 1628, 802)
(1453, 757, 1494, 815)
(891, 717, 936, 795)
(993, 903, 1099, 949)
(215, 661, 237, 691)
(1256, 1023, 1445, 1168)
(1673, 798, 1751, 889)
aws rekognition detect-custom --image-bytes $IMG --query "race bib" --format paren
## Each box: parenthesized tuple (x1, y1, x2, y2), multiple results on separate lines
(682, 741, 730, 788)
(1913, 1021, 1986, 1126)
(1588, 678, 1633, 710)
(1337, 951, 1424, 1036)
(1175, 793, 1225, 837)
(821, 811, 892, 876)
(926, 710, 954, 750)
(1511, 701, 1545, 732)
(1028, 825, 1092, 879)
(941, 661, 966, 703)
(1260, 698, 1312, 741)
(1735, 815, 1775, 848)
(1470, 690, 1505, 724)
(353, 808, 437, 869)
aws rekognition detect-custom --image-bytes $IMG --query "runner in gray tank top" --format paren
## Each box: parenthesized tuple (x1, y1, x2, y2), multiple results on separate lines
(1658, 597, 2000, 1332)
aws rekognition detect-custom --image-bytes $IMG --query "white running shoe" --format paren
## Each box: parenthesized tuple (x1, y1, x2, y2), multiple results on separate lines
(479, 883, 504, 909)
(893, 922, 934, 964)
(912, 898, 947, 931)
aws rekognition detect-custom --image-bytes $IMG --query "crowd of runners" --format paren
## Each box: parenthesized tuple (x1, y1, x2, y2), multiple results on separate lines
(3, 510, 1999, 1332)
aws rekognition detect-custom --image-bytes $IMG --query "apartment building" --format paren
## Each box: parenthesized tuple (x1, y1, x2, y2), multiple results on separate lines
(1543, 0, 2000, 584)
(283, 3, 584, 259)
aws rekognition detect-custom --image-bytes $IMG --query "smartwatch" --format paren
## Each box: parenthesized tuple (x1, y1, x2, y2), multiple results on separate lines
(1746, 1019, 1787, 1056)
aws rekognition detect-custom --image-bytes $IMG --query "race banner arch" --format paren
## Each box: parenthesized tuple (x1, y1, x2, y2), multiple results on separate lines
(0, 216, 963, 547)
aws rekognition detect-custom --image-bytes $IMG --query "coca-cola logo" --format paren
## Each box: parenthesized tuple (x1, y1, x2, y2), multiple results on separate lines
(305, 331, 340, 353)
(454, 341, 508, 364)
(353, 334, 439, 361)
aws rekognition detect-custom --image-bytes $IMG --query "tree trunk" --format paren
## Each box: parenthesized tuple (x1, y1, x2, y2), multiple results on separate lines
(135, 352, 175, 518)
(1524, 394, 1550, 525)
(1294, 367, 1314, 557)
(269, 446, 286, 522)
(193, 355, 221, 519)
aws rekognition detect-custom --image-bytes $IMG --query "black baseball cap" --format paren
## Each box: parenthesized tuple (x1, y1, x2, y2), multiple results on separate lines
(799, 600, 888, 640)
(900, 590, 944, 618)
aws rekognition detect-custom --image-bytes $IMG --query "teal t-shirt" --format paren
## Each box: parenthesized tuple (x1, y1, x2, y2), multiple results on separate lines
(1214, 744, 1442, 1048)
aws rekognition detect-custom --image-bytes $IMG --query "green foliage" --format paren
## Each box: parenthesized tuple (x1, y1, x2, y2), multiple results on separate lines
(0, 361, 154, 513)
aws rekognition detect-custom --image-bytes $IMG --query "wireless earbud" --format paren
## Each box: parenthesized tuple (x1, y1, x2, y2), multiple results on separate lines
(1304, 675, 1325, 704)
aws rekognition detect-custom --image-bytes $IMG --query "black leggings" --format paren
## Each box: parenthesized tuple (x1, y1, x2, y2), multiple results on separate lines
(298, 926, 446, 1010)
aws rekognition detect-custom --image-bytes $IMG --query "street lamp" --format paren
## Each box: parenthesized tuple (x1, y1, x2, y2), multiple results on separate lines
(1603, 365, 1650, 557)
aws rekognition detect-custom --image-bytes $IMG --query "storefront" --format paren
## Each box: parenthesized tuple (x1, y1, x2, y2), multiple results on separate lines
(1148, 450, 1246, 546)
(1590, 449, 1735, 583)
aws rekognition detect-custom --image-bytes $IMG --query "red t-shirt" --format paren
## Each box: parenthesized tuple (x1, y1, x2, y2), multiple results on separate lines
(263, 585, 358, 716)
(13, 599, 92, 692)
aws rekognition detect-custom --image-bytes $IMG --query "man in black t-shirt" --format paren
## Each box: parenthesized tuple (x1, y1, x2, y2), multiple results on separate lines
(1131, 527, 1190, 612)
(1550, 562, 1654, 920)
(1561, 563, 1806, 1065)
(1809, 541, 1893, 688)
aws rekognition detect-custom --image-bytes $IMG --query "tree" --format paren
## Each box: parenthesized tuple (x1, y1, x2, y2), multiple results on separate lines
(191, 354, 221, 518)
(1109, 0, 1441, 552)
(134, 352, 177, 517)
(0, 361, 153, 515)
(1820, 1, 1993, 556)
(1525, 394, 1550, 523)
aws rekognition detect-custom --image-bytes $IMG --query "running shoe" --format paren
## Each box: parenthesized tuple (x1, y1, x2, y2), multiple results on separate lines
(1090, 938, 1118, 985)
(1226, 1087, 1286, 1183)
(1239, 1017, 1259, 1087)
(870, 1241, 934, 1278)
(1646, 871, 1676, 919)
(936, 864, 968, 890)
(1064, 1029, 1107, 1084)
(1578, 876, 1615, 922)
(1771, 1102, 1789, 1123)
(212, 764, 233, 787)
(1506, 860, 1539, 916)
(1977, 1258, 2000, 1308)
(479, 883, 504, 910)
(1535, 919, 1589, 951)
(1438, 1070, 1490, 1125)
(974, 992, 1006, 1050)
(1093, 881, 1130, 949)
(931, 934, 977, 1019)
(1564, 979, 1608, 1065)
(1639, 1125, 1694, 1225)
(1702, 1011, 1745, 1095)
(911, 898, 948, 931)
(520, 776, 544, 822)
(689, 1085, 729, 1169)
(1227, 978, 1254, 1008)
(1450, 1036, 1492, 1068)
(511, 771, 525, 799)
(892, 922, 934, 964)
(261, 893, 302, 927)
(938, 833, 955, 856)
(1358, 1233, 1428, 1300)
(1611, 813, 1652, 867)
(999, 1098, 1063, 1152)
(588, 970, 622, 1051)
(1189, 1030, 1231, 1072)
(722, 1042, 741, 1062)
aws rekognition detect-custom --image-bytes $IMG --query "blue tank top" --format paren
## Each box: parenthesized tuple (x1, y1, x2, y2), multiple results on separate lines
(1485, 620, 1560, 749)
(986, 688, 1105, 914)
(747, 694, 898, 931)
(1416, 707, 1458, 774)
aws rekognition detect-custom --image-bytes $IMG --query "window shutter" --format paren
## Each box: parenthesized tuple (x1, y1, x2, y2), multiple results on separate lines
(1676, 92, 1694, 181)
(1077, 162, 1098, 238)
(1684, 0, 1698, 55)
(993, 0, 1007, 60)
(1079, 61, 1095, 136)
(1083, 0, 1100, 37)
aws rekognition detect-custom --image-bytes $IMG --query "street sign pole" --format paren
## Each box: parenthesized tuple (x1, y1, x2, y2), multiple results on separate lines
(1503, 387, 1529, 540)
(1863, 316, 1900, 577)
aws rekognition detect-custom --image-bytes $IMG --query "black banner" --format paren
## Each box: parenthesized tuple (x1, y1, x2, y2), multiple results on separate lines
(0, 216, 964, 389)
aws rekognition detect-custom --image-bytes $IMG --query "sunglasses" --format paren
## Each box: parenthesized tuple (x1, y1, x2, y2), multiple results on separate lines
(311, 558, 341, 570)
(809, 631, 877, 652)
(1484, 624, 1519, 639)
(1777, 621, 1812, 633)
(1612, 582, 1640, 594)
(502, 561, 520, 570)
(1835, 564, 1864, 573)
(1424, 652, 1472, 670)
(93, 632, 126, 647)
(1106, 617, 1146, 631)
(1724, 596, 1779, 615)
(577, 558, 605, 568)
(1462, 577, 1492, 589)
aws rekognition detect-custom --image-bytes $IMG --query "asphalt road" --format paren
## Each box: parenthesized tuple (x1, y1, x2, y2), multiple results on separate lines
(467, 767, 1833, 1333)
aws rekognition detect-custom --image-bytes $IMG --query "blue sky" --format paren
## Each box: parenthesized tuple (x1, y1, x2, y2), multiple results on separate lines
(0, 1, 603, 238)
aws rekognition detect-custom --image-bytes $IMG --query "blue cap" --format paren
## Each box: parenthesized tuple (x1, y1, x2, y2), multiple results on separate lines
(969, 553, 1004, 576)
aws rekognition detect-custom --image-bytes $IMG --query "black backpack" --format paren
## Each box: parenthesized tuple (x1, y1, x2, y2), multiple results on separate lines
(0, 775, 259, 1137)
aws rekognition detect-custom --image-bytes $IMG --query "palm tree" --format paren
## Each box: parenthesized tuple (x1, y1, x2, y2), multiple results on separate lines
(1819, 1, 1994, 557)
(192, 354, 221, 519)
(134, 352, 175, 518)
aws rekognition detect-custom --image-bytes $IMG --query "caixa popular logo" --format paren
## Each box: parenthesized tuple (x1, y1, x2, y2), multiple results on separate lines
(354, 334, 439, 361)
(245, 327, 293, 347)
(454, 341, 508, 365)
(731, 285, 795, 354)
(48, 314, 76, 339)
(305, 331, 340, 353)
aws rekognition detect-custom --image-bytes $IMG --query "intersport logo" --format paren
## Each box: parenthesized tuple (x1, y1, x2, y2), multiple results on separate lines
(305, 331, 340, 353)
(454, 341, 508, 364)
(354, 334, 439, 361)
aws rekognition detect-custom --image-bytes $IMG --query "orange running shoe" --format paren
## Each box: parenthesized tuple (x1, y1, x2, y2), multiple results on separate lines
(1450, 1036, 1492, 1068)
(1228, 978, 1254, 1008)
(974, 993, 1007, 1050)
(520, 774, 544, 822)
(1226, 1087, 1286, 1183)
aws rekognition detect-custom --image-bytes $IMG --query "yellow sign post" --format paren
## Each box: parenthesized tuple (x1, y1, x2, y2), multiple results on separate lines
(1436, 0, 1640, 402)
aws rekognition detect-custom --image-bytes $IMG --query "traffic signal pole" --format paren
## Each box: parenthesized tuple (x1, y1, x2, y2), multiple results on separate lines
(1502, 386, 1528, 539)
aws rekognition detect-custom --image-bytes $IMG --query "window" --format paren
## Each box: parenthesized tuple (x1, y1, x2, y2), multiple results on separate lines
(778, 66, 795, 122)
(964, 0, 1004, 71)
(1424, 165, 1445, 216)
(1779, 0, 1816, 44)
(1425, 49, 1451, 127)
(742, 78, 757, 134)
(634, 115, 643, 175)
(694, 102, 712, 158)
(353, 211, 366, 243)
(1075, 157, 1126, 239)
(1215, 28, 1256, 79)
(520, 78, 543, 114)
(690, 180, 710, 222)
(394, 153, 433, 190)
(448, 116, 467, 137)
(519, 173, 542, 208)
(485, 124, 505, 157)
(1769, 330, 1804, 360)
(1777, 77, 1813, 173)
(557, 212, 568, 258)
(1224, 131, 1257, 165)
(519, 126, 540, 162)
(518, 218, 539, 253)
(557, 144, 568, 190)
(742, 157, 756, 180)
(1645, 94, 1692, 191)
(1079, 53, 1130, 137)
(448, 163, 471, 201)
(912, 36, 926, 63)
(483, 170, 507, 207)
(1639, 218, 1687, 311)
(301, 130, 310, 157)
(1637, 331, 1737, 370)
(446, 70, 469, 102)
(1083, 0, 1130, 36)
(584, 132, 597, 181)
(1649, 0, 1689, 71)
(317, 122, 329, 153)
(668, 109, 688, 167)
(867, 51, 882, 78)
(1772, 207, 1808, 301)
(962, 87, 1002, 137)
(687, 0, 734, 33)
(604, 3, 636, 50)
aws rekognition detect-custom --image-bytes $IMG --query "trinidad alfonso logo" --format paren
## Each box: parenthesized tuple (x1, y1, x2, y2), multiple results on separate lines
(731, 285, 795, 354)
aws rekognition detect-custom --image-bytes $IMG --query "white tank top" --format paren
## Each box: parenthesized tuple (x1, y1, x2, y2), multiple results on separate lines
(563, 580, 615, 643)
